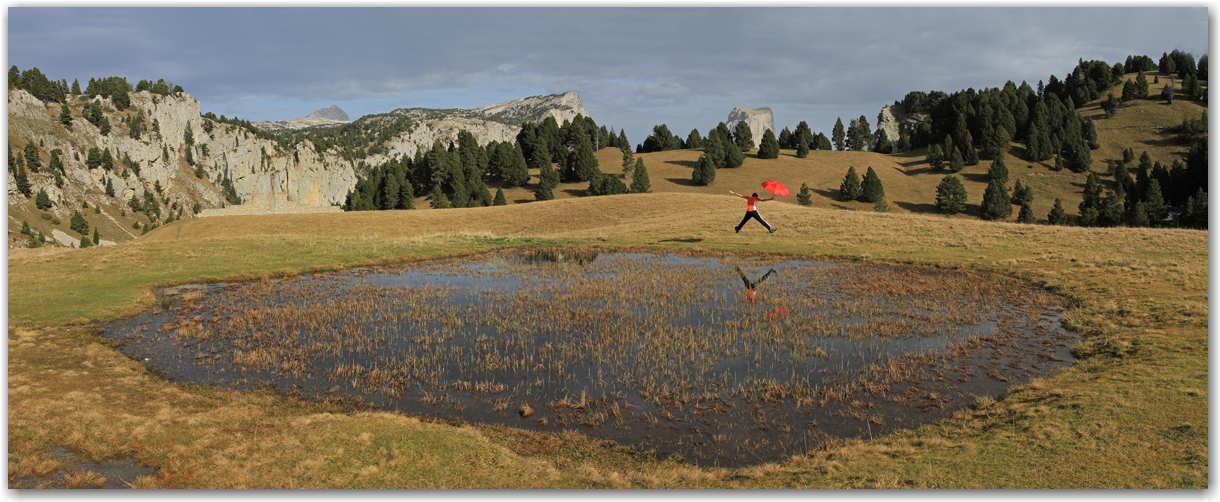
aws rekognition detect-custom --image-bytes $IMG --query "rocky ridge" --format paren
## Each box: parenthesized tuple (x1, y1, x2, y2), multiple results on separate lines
(8, 89, 591, 241)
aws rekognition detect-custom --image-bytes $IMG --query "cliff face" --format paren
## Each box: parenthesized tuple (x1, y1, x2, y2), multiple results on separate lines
(9, 90, 589, 222)
(725, 106, 775, 140)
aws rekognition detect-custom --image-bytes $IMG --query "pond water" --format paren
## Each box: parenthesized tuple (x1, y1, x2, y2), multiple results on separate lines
(102, 248, 1076, 467)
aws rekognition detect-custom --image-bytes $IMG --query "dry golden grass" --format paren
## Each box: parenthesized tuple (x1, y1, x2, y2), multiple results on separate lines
(7, 188, 1208, 487)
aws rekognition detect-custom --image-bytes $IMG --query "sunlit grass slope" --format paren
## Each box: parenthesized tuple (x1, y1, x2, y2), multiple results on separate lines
(8, 191, 1207, 488)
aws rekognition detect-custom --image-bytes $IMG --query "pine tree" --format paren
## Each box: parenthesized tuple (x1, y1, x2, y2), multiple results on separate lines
(948, 148, 964, 173)
(587, 173, 626, 196)
(778, 127, 793, 149)
(92, 227, 100, 245)
(24, 141, 41, 173)
(535, 161, 558, 201)
(70, 210, 89, 235)
(565, 131, 599, 182)
(1144, 179, 1167, 227)
(79, 234, 91, 248)
(724, 141, 745, 168)
(493, 188, 507, 206)
(832, 118, 845, 151)
(987, 156, 1009, 184)
(797, 182, 812, 207)
(1127, 201, 1150, 227)
(756, 129, 780, 159)
(691, 154, 716, 186)
(504, 143, 531, 187)
(926, 143, 945, 171)
(630, 158, 651, 193)
(15, 165, 32, 198)
(840, 166, 862, 201)
(980, 179, 1012, 220)
(733, 121, 754, 151)
(429, 184, 451, 209)
(1179, 188, 1207, 229)
(935, 175, 968, 215)
(382, 174, 400, 210)
(686, 129, 703, 150)
(1047, 198, 1068, 225)
(860, 167, 884, 203)
(59, 103, 72, 128)
(874, 129, 892, 154)
(1017, 199, 1037, 223)
(105, 177, 115, 197)
(20, 220, 30, 235)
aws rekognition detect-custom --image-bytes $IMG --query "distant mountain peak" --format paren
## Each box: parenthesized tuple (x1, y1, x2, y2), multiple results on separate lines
(307, 105, 350, 122)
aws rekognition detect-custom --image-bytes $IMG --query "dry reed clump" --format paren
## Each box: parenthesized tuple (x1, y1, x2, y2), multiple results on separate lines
(137, 248, 1068, 459)
(63, 470, 107, 488)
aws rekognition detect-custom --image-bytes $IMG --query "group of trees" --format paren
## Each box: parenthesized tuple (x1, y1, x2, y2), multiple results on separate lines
(838, 166, 887, 211)
(345, 114, 652, 210)
(8, 66, 68, 103)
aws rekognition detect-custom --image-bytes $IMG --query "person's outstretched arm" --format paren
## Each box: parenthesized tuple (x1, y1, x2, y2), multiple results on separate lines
(729, 190, 744, 198)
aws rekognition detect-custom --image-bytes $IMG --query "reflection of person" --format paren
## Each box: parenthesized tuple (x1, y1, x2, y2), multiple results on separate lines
(736, 266, 777, 303)
(729, 191, 776, 234)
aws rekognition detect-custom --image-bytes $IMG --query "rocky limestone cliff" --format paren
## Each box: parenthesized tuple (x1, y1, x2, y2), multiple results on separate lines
(9, 89, 591, 233)
(725, 106, 775, 140)
(307, 104, 350, 121)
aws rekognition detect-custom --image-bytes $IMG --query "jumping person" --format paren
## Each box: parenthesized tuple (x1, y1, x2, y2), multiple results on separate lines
(729, 190, 776, 233)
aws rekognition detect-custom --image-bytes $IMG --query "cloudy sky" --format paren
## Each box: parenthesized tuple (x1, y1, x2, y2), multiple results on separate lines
(8, 7, 1209, 144)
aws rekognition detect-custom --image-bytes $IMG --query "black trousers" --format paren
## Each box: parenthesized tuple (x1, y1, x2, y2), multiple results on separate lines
(736, 211, 772, 232)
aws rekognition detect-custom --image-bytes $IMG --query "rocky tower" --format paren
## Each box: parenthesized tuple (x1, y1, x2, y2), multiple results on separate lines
(725, 107, 775, 139)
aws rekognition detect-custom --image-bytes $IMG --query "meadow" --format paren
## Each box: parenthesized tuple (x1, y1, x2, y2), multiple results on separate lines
(7, 190, 1208, 487)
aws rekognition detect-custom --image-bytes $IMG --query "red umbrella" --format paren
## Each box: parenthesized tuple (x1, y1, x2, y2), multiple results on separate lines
(762, 180, 789, 197)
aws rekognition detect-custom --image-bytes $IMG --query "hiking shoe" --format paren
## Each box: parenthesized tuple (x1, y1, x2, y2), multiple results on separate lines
(769, 227, 777, 234)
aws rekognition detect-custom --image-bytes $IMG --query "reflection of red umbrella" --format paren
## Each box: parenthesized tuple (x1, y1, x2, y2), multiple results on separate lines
(762, 180, 789, 197)
(764, 306, 789, 321)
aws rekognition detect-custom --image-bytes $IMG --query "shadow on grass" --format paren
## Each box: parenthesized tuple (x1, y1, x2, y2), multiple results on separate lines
(812, 188, 843, 201)
(894, 200, 941, 214)
(664, 159, 698, 169)
(666, 177, 700, 187)
(561, 189, 588, 197)
(658, 237, 704, 243)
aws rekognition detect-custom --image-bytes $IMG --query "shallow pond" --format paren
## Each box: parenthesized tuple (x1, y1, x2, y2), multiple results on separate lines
(102, 248, 1076, 467)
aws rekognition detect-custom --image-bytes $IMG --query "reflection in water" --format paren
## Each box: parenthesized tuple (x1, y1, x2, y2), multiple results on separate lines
(736, 266, 777, 304)
(102, 249, 1076, 467)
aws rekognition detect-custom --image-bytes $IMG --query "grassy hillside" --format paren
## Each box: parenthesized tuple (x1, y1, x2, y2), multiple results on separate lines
(489, 73, 1204, 227)
(8, 192, 1207, 488)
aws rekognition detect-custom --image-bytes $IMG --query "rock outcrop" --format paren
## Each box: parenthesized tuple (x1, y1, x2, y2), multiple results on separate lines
(725, 106, 775, 139)
(307, 104, 350, 121)
(8, 89, 591, 237)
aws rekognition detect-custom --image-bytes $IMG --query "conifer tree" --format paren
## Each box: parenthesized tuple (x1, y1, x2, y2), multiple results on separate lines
(724, 141, 745, 168)
(840, 166, 862, 201)
(987, 156, 1009, 184)
(797, 182, 812, 206)
(757, 129, 780, 159)
(429, 184, 451, 209)
(1179, 188, 1207, 229)
(796, 133, 810, 159)
(778, 127, 793, 149)
(630, 158, 651, 193)
(874, 129, 892, 154)
(832, 118, 845, 151)
(20, 220, 30, 235)
(79, 234, 91, 248)
(926, 143, 945, 170)
(1047, 198, 1068, 225)
(24, 141, 41, 173)
(565, 131, 599, 182)
(980, 179, 1012, 220)
(860, 167, 884, 203)
(686, 129, 703, 150)
(935, 175, 968, 215)
(15, 165, 32, 198)
(493, 188, 506, 206)
(382, 174, 400, 210)
(59, 103, 72, 128)
(70, 210, 89, 235)
(535, 161, 558, 201)
(949, 148, 964, 173)
(92, 227, 100, 245)
(691, 154, 716, 186)
(504, 143, 531, 187)
(733, 121, 754, 151)
(398, 178, 415, 209)
(1017, 199, 1037, 223)
(1144, 179, 1167, 226)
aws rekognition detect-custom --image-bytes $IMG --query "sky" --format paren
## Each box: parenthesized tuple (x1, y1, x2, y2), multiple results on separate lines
(6, 7, 1211, 145)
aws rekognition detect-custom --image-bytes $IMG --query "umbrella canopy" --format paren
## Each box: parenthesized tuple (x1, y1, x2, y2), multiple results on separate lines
(762, 180, 789, 197)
